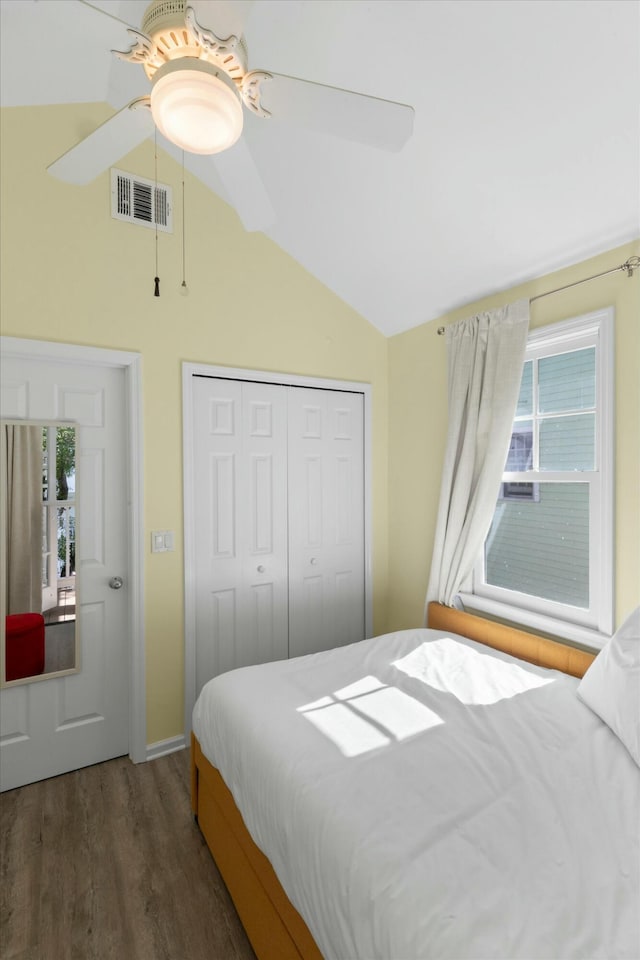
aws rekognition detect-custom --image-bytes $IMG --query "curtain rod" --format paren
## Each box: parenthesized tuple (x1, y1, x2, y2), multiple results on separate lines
(436, 255, 639, 335)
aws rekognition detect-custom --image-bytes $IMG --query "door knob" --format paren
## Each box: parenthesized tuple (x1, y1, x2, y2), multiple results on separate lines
(109, 576, 124, 590)
(310, 557, 318, 565)
(257, 565, 266, 573)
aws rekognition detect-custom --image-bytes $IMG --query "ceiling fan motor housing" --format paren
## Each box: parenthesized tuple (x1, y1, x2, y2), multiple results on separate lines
(139, 0, 248, 82)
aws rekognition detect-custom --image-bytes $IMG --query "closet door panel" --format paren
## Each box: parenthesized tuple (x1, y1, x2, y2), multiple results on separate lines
(240, 381, 288, 668)
(327, 392, 365, 650)
(193, 378, 288, 695)
(194, 378, 243, 690)
(288, 388, 365, 658)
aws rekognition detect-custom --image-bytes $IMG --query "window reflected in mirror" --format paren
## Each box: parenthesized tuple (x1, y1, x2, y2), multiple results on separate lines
(2, 421, 80, 686)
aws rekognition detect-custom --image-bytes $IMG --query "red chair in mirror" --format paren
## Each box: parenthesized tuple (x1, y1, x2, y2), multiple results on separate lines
(5, 613, 45, 682)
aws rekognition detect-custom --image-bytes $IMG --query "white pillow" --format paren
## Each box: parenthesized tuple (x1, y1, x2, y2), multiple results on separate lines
(577, 607, 640, 766)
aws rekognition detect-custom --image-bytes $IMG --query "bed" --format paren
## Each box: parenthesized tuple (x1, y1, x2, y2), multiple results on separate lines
(191, 602, 640, 960)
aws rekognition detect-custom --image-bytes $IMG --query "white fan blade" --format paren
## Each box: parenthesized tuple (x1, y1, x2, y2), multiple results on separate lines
(47, 100, 154, 185)
(260, 74, 414, 152)
(187, 0, 254, 39)
(212, 137, 276, 232)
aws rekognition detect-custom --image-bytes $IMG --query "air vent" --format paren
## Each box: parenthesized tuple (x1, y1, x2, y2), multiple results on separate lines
(110, 168, 173, 233)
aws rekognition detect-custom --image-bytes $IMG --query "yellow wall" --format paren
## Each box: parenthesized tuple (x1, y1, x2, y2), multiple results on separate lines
(3, 104, 638, 745)
(0, 104, 389, 743)
(387, 240, 640, 633)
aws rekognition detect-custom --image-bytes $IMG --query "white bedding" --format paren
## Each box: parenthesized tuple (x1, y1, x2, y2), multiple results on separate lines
(193, 628, 640, 960)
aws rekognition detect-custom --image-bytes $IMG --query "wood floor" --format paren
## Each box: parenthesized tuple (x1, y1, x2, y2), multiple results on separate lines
(0, 749, 257, 960)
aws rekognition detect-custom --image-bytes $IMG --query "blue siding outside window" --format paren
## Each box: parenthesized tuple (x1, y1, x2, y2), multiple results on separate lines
(485, 483, 589, 608)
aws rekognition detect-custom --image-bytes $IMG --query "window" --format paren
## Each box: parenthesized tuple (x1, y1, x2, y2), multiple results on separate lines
(466, 308, 614, 644)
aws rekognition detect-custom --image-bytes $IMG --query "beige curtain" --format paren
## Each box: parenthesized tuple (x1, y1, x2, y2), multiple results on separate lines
(2, 424, 43, 614)
(426, 299, 529, 610)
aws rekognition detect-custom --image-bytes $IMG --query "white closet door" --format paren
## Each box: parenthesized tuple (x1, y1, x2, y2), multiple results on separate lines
(193, 377, 288, 695)
(287, 388, 365, 657)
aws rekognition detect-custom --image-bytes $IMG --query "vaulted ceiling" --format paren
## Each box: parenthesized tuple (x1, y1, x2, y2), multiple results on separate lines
(1, 0, 638, 335)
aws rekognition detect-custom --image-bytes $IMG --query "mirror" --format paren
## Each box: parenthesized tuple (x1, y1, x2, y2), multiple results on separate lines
(1, 421, 80, 686)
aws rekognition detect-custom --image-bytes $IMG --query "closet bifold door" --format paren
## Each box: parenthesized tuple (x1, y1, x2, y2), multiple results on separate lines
(287, 387, 366, 658)
(192, 377, 288, 694)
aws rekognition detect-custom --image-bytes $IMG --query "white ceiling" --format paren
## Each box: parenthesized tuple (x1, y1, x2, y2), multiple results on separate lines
(1, 0, 639, 336)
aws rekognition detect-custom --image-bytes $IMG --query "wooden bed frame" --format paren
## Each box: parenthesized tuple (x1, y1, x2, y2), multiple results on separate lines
(190, 603, 596, 960)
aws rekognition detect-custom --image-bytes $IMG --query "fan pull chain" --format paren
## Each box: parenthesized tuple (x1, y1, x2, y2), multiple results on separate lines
(154, 128, 160, 297)
(180, 150, 188, 295)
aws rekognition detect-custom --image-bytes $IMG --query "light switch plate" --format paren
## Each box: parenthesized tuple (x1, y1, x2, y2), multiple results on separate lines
(151, 530, 174, 553)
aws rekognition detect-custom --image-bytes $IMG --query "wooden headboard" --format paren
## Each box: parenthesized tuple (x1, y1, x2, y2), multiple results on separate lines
(427, 603, 596, 678)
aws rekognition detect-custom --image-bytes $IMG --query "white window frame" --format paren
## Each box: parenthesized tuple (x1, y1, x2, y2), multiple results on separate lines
(460, 307, 614, 649)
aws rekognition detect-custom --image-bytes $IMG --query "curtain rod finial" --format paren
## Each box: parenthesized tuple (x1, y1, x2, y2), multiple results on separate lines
(624, 256, 640, 277)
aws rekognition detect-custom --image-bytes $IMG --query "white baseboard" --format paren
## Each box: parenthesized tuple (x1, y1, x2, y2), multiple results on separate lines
(145, 734, 187, 761)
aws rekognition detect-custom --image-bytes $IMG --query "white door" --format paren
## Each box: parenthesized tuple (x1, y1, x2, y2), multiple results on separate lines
(288, 388, 365, 657)
(1, 355, 130, 791)
(193, 377, 289, 695)
(191, 377, 366, 695)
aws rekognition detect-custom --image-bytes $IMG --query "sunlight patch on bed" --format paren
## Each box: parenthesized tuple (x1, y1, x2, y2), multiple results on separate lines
(298, 676, 443, 757)
(393, 638, 555, 705)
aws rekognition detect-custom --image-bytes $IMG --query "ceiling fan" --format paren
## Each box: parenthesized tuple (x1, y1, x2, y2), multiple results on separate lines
(47, 0, 414, 231)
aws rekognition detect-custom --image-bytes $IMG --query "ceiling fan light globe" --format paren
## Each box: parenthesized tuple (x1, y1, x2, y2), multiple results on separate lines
(150, 60, 243, 155)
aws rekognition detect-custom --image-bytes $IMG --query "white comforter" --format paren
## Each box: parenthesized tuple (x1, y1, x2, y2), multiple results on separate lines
(192, 628, 640, 960)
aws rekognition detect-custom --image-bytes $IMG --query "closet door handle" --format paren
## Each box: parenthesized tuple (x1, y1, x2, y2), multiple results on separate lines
(257, 565, 266, 573)
(310, 557, 318, 565)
